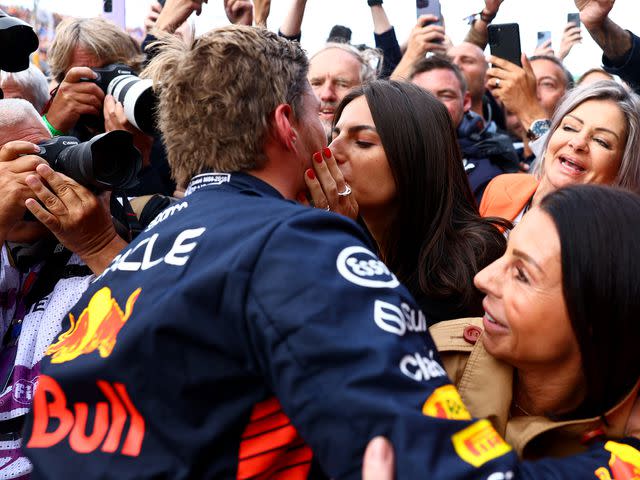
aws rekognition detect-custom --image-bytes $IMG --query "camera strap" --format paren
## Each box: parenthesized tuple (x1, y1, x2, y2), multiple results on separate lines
(110, 192, 144, 241)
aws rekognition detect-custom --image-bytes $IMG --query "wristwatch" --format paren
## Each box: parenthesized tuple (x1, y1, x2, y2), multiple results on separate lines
(526, 119, 551, 140)
(367, 0, 383, 6)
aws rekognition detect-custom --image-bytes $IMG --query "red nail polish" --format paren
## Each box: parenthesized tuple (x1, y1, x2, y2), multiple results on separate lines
(323, 147, 332, 158)
(306, 169, 315, 180)
(313, 152, 323, 163)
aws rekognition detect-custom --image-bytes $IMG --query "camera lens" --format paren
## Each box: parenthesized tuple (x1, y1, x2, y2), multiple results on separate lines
(54, 131, 141, 190)
(108, 75, 157, 135)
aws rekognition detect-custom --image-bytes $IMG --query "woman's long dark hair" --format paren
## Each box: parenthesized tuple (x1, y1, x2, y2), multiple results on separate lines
(333, 80, 508, 316)
(539, 184, 640, 417)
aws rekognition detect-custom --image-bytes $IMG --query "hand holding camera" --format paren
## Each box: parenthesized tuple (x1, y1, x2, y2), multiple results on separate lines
(24, 162, 126, 274)
(0, 141, 45, 240)
(46, 67, 105, 134)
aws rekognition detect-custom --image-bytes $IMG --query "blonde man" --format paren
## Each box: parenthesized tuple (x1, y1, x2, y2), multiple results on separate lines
(43, 17, 144, 136)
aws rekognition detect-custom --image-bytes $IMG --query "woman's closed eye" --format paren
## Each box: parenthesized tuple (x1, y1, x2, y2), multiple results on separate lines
(514, 266, 529, 284)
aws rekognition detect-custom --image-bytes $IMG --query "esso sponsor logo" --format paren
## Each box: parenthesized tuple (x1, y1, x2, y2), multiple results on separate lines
(336, 246, 399, 289)
(487, 473, 514, 480)
(399, 351, 446, 382)
(374, 300, 428, 336)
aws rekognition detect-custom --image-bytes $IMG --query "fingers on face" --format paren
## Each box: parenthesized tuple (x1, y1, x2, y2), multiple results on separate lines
(304, 167, 329, 210)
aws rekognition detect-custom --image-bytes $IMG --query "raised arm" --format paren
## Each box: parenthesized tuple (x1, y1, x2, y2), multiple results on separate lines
(279, 0, 307, 40)
(464, 0, 504, 49)
(369, 1, 402, 78)
(576, 0, 631, 63)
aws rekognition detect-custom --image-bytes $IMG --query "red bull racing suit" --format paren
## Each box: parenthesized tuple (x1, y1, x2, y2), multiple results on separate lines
(23, 173, 640, 479)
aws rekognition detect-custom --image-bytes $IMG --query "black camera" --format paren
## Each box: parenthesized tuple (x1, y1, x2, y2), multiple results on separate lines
(37, 130, 142, 191)
(87, 63, 157, 136)
(0, 9, 39, 72)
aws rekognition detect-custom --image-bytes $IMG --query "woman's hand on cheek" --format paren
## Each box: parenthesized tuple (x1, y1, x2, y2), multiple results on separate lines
(304, 148, 358, 220)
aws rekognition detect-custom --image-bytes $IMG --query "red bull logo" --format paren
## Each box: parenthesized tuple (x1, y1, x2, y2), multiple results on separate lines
(594, 441, 640, 479)
(46, 287, 141, 364)
(26, 375, 145, 456)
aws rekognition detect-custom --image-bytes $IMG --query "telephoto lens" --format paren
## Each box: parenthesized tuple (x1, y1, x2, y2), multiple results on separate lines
(0, 9, 39, 72)
(108, 75, 156, 135)
(90, 64, 157, 135)
(37, 131, 142, 191)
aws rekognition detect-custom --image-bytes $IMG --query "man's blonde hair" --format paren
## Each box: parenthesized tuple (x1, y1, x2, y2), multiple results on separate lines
(144, 26, 309, 187)
(49, 17, 144, 83)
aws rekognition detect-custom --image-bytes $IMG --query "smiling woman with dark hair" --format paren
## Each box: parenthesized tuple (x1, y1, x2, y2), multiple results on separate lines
(431, 184, 640, 459)
(304, 79, 508, 323)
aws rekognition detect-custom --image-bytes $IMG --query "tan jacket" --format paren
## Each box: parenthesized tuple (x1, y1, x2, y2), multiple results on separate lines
(430, 318, 640, 460)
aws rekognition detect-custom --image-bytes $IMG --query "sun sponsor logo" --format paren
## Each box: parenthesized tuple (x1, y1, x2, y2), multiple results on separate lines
(399, 351, 447, 382)
(26, 375, 144, 457)
(96, 227, 206, 282)
(336, 246, 399, 289)
(46, 287, 141, 364)
(374, 300, 428, 336)
(422, 384, 472, 420)
(451, 419, 512, 468)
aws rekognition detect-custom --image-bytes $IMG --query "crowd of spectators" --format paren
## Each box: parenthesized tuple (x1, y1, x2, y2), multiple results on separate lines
(0, 0, 639, 478)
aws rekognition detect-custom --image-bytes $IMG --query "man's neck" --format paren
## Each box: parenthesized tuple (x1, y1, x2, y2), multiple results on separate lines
(471, 97, 484, 119)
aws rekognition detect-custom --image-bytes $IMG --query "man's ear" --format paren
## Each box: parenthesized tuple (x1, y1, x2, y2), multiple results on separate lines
(463, 91, 472, 113)
(272, 104, 297, 151)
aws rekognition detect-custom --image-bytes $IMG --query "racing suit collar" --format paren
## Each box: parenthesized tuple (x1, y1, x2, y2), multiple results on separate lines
(185, 172, 284, 200)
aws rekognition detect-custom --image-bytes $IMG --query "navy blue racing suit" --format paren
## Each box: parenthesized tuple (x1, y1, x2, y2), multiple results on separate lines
(23, 173, 640, 479)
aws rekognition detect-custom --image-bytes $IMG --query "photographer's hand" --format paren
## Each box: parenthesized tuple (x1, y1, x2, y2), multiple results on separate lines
(391, 15, 446, 80)
(0, 141, 45, 244)
(45, 67, 105, 134)
(24, 164, 127, 275)
(103, 95, 153, 168)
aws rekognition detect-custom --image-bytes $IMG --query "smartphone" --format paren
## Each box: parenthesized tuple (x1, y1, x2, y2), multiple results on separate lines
(567, 12, 581, 28)
(416, 0, 442, 27)
(537, 31, 551, 48)
(488, 23, 522, 67)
